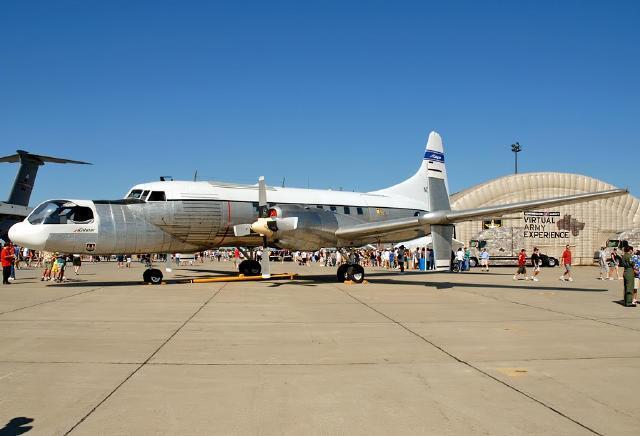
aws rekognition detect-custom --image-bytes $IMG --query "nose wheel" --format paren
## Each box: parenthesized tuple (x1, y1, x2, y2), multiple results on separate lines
(143, 268, 163, 284)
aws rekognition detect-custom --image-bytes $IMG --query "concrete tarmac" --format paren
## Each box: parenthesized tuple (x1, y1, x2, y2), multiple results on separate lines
(0, 260, 638, 435)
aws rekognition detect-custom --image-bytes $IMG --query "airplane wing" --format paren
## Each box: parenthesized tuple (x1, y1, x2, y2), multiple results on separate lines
(335, 188, 627, 240)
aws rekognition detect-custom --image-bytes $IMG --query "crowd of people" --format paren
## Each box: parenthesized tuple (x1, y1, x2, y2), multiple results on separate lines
(2, 240, 639, 306)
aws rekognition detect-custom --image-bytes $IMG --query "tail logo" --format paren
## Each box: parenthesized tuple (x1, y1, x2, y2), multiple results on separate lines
(424, 151, 445, 162)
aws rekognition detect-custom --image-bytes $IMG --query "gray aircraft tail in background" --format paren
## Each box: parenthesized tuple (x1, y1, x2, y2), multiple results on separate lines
(0, 150, 91, 241)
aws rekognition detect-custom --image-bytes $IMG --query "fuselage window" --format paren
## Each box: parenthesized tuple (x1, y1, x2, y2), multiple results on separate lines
(316, 205, 324, 209)
(330, 206, 337, 212)
(344, 206, 351, 214)
(147, 191, 166, 201)
(357, 207, 364, 215)
(127, 189, 143, 199)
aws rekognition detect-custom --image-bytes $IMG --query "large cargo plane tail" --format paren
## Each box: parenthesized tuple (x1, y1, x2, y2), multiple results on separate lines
(0, 150, 91, 207)
(370, 131, 453, 269)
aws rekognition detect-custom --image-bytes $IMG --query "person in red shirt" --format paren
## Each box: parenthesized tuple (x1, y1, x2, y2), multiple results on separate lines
(560, 244, 573, 282)
(1, 242, 16, 285)
(513, 249, 528, 281)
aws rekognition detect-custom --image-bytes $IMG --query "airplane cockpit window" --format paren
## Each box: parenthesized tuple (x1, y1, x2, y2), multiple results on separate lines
(147, 191, 166, 201)
(27, 201, 94, 225)
(141, 190, 150, 200)
(127, 190, 143, 199)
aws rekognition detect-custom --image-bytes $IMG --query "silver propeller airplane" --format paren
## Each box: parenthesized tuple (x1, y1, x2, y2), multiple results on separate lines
(8, 131, 625, 284)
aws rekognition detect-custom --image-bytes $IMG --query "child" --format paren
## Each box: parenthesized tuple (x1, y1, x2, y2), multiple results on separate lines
(54, 253, 67, 282)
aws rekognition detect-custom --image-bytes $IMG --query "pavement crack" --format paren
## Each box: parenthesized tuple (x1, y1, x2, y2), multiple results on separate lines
(335, 284, 604, 436)
(63, 284, 226, 435)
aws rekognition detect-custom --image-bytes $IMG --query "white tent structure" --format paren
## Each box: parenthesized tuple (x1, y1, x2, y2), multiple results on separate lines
(395, 235, 465, 250)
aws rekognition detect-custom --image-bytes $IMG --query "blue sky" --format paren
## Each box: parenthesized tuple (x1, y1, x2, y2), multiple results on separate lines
(1, 0, 639, 205)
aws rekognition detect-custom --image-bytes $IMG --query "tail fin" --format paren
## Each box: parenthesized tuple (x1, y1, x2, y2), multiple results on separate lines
(0, 150, 91, 207)
(370, 131, 453, 269)
(370, 131, 450, 211)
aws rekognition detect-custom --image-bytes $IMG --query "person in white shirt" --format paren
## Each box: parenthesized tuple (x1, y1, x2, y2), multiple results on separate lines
(480, 248, 490, 272)
(455, 248, 465, 272)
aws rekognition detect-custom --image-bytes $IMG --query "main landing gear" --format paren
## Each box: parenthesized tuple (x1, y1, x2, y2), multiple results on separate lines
(143, 268, 163, 284)
(336, 263, 365, 283)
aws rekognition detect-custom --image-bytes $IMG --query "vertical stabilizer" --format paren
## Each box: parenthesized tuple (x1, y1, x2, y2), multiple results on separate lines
(0, 150, 91, 207)
(423, 132, 453, 270)
(370, 131, 453, 269)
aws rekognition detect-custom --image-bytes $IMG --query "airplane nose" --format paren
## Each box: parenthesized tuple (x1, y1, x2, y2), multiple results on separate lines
(8, 221, 47, 250)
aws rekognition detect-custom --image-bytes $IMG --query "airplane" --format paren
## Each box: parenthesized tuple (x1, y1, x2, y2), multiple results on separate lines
(8, 131, 626, 284)
(0, 150, 91, 241)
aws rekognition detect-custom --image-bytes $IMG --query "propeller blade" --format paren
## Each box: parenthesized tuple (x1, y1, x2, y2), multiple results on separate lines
(261, 237, 271, 279)
(258, 176, 268, 218)
(233, 224, 252, 237)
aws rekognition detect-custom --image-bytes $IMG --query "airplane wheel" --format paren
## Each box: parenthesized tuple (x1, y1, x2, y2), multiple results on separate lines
(337, 264, 349, 282)
(239, 259, 261, 276)
(143, 268, 163, 284)
(347, 264, 365, 283)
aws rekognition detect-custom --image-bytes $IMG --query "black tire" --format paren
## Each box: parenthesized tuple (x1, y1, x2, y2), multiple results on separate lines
(347, 264, 365, 283)
(143, 268, 163, 284)
(547, 257, 557, 267)
(469, 257, 478, 268)
(239, 259, 261, 276)
(337, 264, 349, 282)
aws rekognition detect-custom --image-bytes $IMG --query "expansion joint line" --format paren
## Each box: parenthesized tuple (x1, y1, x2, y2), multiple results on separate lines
(335, 285, 603, 436)
(0, 286, 105, 316)
(64, 284, 227, 435)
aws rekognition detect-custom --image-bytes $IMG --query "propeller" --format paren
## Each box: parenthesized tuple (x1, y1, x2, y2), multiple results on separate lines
(232, 176, 298, 279)
(257, 176, 271, 279)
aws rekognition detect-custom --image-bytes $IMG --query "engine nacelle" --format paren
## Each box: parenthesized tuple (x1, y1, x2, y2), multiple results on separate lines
(268, 205, 341, 251)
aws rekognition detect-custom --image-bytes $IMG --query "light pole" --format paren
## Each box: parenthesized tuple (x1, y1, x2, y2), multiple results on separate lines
(511, 142, 522, 174)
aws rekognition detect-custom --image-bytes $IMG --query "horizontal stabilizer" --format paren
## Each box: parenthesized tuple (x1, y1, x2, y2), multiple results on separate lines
(0, 150, 92, 165)
(335, 188, 627, 241)
(440, 188, 627, 223)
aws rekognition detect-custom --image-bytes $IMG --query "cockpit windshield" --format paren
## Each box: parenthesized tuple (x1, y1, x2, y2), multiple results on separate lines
(127, 189, 143, 199)
(28, 201, 94, 225)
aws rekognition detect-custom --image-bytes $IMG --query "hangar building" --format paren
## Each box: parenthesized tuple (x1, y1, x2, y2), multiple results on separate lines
(450, 172, 640, 265)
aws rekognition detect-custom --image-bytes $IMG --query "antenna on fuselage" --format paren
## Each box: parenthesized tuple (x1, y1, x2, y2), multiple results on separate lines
(193, 170, 198, 182)
(160, 176, 173, 182)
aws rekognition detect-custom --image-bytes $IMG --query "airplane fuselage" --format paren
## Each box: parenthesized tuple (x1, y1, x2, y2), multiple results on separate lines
(9, 180, 431, 254)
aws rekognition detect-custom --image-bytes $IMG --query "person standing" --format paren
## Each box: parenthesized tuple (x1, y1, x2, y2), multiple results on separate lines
(455, 248, 464, 272)
(463, 247, 471, 271)
(559, 245, 573, 282)
(597, 246, 610, 280)
(631, 249, 640, 306)
(41, 251, 53, 281)
(72, 254, 82, 274)
(397, 245, 405, 273)
(620, 246, 636, 307)
(480, 248, 490, 272)
(530, 247, 542, 281)
(608, 248, 621, 280)
(1, 242, 15, 285)
(513, 249, 528, 280)
(429, 248, 435, 270)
